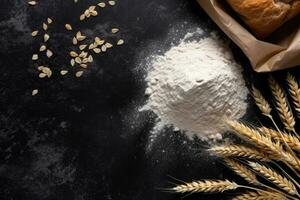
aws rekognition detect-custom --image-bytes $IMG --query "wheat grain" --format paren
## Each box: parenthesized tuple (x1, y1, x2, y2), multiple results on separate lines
(80, 14, 85, 21)
(111, 28, 119, 33)
(44, 34, 50, 42)
(90, 10, 98, 16)
(79, 45, 87, 50)
(88, 55, 93, 62)
(93, 48, 101, 53)
(209, 145, 269, 161)
(108, 1, 116, 6)
(39, 45, 46, 52)
(60, 70, 68, 76)
(173, 180, 238, 193)
(287, 73, 300, 119)
(79, 51, 88, 58)
(117, 39, 124, 45)
(47, 18, 53, 24)
(65, 24, 72, 31)
(268, 76, 295, 131)
(28, 1, 37, 6)
(251, 85, 272, 116)
(39, 73, 47, 78)
(98, 2, 106, 7)
(95, 37, 105, 45)
(232, 191, 287, 200)
(72, 37, 78, 45)
(224, 159, 259, 185)
(32, 89, 38, 96)
(76, 71, 84, 77)
(41, 67, 52, 78)
(43, 23, 48, 31)
(101, 45, 107, 52)
(105, 43, 113, 48)
(75, 57, 82, 64)
(46, 49, 53, 58)
(70, 51, 78, 57)
(249, 162, 298, 195)
(259, 127, 300, 152)
(70, 59, 75, 66)
(32, 54, 38, 60)
(31, 30, 38, 37)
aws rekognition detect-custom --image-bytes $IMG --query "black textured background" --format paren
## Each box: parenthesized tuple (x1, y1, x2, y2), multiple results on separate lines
(0, 0, 297, 200)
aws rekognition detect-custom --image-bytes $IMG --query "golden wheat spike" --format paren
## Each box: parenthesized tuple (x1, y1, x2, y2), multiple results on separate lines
(259, 127, 300, 152)
(287, 73, 300, 119)
(224, 158, 259, 185)
(232, 191, 287, 200)
(227, 120, 300, 170)
(227, 120, 283, 157)
(172, 180, 238, 193)
(252, 85, 272, 116)
(268, 75, 295, 131)
(209, 145, 270, 161)
(249, 162, 298, 195)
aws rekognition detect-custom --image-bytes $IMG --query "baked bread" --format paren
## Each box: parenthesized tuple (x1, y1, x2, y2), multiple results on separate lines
(226, 0, 300, 38)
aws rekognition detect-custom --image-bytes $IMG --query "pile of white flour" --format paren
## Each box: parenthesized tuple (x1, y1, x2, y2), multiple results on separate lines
(142, 31, 249, 140)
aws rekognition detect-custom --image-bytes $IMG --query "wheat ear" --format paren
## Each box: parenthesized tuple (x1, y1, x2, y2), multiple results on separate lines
(252, 85, 272, 116)
(209, 145, 270, 161)
(248, 162, 298, 195)
(287, 73, 300, 119)
(259, 127, 300, 152)
(227, 120, 283, 157)
(224, 158, 259, 185)
(268, 76, 295, 131)
(228, 120, 300, 170)
(232, 191, 287, 200)
(172, 180, 238, 193)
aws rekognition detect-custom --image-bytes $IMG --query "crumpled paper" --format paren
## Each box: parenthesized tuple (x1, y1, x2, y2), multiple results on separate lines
(197, 0, 300, 72)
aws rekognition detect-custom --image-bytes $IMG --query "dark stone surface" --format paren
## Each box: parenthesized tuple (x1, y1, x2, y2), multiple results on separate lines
(0, 0, 298, 200)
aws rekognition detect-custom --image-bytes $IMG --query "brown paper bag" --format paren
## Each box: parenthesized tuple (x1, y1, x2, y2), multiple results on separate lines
(197, 0, 300, 72)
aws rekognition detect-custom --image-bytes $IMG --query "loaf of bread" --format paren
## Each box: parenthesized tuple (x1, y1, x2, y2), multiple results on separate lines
(226, 0, 300, 39)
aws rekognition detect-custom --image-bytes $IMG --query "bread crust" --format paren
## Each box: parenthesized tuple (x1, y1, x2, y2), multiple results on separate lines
(226, 0, 300, 38)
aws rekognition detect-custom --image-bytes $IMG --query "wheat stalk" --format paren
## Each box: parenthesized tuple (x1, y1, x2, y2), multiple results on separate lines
(252, 85, 272, 116)
(172, 180, 238, 193)
(209, 145, 270, 161)
(232, 191, 287, 200)
(248, 162, 298, 195)
(224, 158, 260, 185)
(259, 127, 300, 152)
(287, 73, 300, 119)
(268, 76, 295, 131)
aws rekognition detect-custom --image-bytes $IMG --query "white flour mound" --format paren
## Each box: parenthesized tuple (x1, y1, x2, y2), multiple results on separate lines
(143, 32, 249, 139)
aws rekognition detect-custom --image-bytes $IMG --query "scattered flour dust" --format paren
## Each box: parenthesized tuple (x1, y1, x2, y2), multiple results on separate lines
(141, 30, 249, 142)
